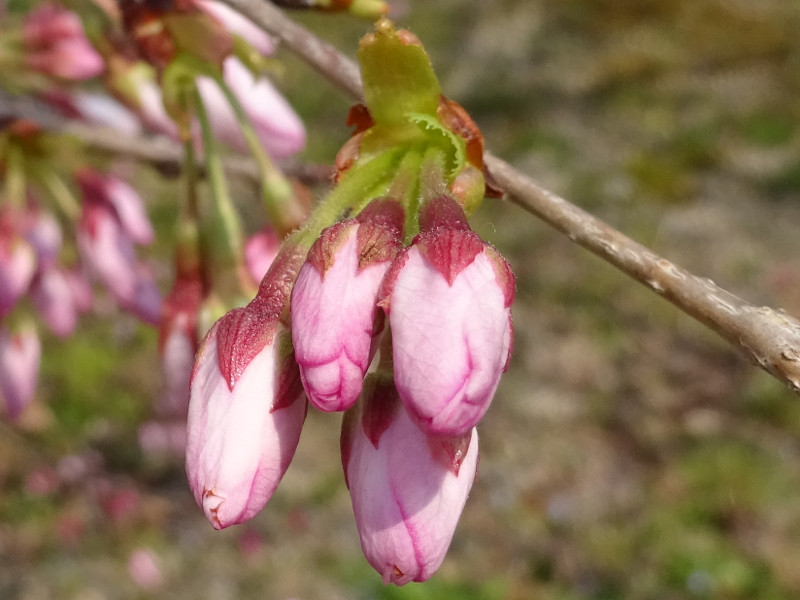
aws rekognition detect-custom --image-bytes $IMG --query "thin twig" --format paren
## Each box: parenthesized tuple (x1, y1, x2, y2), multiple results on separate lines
(220, 0, 800, 393)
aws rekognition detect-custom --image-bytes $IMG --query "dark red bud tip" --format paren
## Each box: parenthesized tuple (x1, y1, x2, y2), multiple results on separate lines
(357, 197, 405, 233)
(361, 376, 401, 449)
(418, 195, 470, 233)
(216, 306, 276, 391)
(427, 432, 474, 476)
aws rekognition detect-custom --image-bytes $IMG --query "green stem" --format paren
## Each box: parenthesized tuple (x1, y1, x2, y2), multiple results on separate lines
(31, 165, 80, 220)
(190, 86, 252, 299)
(213, 72, 305, 236)
(4, 143, 26, 211)
(290, 146, 406, 249)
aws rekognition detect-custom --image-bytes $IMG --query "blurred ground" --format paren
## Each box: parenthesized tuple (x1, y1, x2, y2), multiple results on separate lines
(4, 0, 800, 598)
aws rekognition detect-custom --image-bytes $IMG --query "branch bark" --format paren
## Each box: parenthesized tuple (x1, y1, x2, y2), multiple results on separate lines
(220, 0, 800, 393)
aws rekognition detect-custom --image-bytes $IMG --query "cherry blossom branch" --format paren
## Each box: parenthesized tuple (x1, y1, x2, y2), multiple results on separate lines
(220, 0, 800, 393)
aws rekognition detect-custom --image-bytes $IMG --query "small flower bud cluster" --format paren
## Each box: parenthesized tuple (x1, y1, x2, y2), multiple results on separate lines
(294, 194, 514, 584)
(0, 165, 159, 420)
(184, 19, 517, 586)
(187, 194, 515, 582)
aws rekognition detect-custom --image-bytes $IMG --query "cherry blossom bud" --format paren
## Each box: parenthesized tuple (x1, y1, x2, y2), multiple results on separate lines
(291, 199, 404, 412)
(0, 323, 41, 420)
(197, 0, 276, 56)
(380, 195, 515, 436)
(101, 175, 155, 245)
(187, 248, 307, 529)
(22, 206, 62, 269)
(128, 548, 163, 591)
(64, 268, 93, 313)
(0, 232, 35, 316)
(31, 267, 79, 337)
(76, 199, 138, 303)
(197, 57, 306, 159)
(244, 227, 280, 284)
(22, 3, 104, 81)
(79, 170, 154, 245)
(71, 93, 143, 136)
(341, 376, 478, 585)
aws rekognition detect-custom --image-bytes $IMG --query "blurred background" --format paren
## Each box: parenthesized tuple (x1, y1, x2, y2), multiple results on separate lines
(3, 0, 800, 598)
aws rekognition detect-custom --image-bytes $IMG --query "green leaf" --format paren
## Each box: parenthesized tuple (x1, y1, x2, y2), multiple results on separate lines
(358, 19, 442, 127)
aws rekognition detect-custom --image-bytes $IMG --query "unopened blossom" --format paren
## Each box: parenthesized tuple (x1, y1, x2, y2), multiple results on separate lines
(380, 195, 515, 437)
(128, 548, 163, 591)
(44, 90, 142, 136)
(0, 230, 35, 316)
(196, 57, 306, 159)
(0, 323, 41, 420)
(291, 198, 404, 412)
(186, 248, 307, 529)
(196, 0, 276, 56)
(30, 267, 79, 337)
(76, 198, 138, 303)
(79, 170, 154, 245)
(22, 205, 62, 269)
(244, 227, 280, 283)
(342, 375, 478, 585)
(22, 3, 104, 81)
(76, 173, 161, 322)
(63, 268, 93, 313)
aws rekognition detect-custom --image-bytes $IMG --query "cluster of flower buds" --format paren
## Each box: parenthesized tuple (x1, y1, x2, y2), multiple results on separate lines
(1, 0, 314, 438)
(0, 157, 159, 419)
(186, 20, 516, 585)
(113, 0, 306, 160)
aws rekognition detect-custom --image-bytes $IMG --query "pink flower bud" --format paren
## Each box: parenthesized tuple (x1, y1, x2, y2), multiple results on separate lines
(22, 206, 62, 269)
(244, 227, 280, 284)
(77, 182, 162, 322)
(77, 199, 138, 302)
(186, 248, 307, 529)
(63, 268, 93, 313)
(158, 271, 204, 420)
(0, 323, 41, 420)
(79, 170, 154, 246)
(342, 377, 478, 585)
(22, 3, 104, 81)
(0, 233, 35, 316)
(291, 199, 404, 412)
(101, 175, 155, 246)
(31, 267, 79, 337)
(197, 57, 306, 159)
(128, 548, 163, 591)
(380, 195, 515, 436)
(197, 0, 276, 56)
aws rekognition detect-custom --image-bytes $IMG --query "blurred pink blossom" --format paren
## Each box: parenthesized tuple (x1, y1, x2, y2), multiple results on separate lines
(22, 3, 104, 81)
(244, 227, 280, 283)
(128, 548, 164, 591)
(197, 0, 276, 56)
(0, 231, 35, 316)
(0, 323, 40, 420)
(30, 267, 79, 337)
(197, 57, 306, 159)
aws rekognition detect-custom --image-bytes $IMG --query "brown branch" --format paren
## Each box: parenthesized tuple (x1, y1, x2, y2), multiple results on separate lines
(220, 0, 800, 393)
